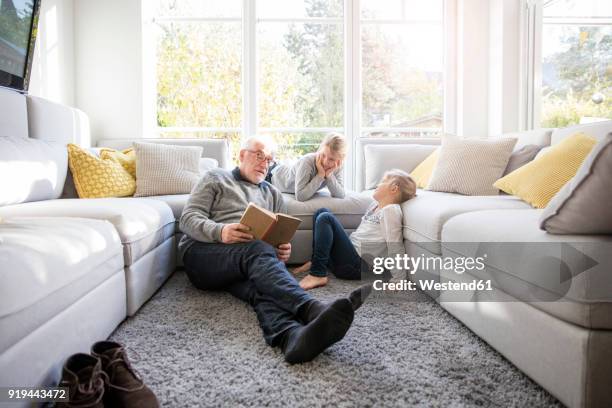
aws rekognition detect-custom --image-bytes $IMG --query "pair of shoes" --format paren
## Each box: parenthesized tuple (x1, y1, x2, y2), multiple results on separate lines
(57, 341, 159, 407)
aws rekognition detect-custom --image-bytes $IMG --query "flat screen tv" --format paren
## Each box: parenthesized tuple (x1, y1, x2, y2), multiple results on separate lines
(0, 0, 40, 92)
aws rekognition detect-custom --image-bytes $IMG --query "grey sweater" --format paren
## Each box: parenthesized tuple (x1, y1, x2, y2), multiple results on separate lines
(271, 152, 345, 201)
(178, 167, 285, 260)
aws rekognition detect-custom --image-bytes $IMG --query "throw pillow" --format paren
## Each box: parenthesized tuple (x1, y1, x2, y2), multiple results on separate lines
(427, 136, 517, 196)
(100, 147, 136, 178)
(540, 133, 612, 234)
(493, 133, 597, 208)
(502, 144, 542, 176)
(134, 142, 203, 197)
(410, 148, 439, 189)
(67, 143, 136, 198)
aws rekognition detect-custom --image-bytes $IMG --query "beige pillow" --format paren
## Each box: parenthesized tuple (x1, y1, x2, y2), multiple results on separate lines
(427, 136, 517, 196)
(540, 133, 612, 234)
(134, 142, 203, 197)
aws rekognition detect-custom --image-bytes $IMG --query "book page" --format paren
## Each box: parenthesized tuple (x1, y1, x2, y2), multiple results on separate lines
(264, 213, 301, 247)
(239, 203, 277, 240)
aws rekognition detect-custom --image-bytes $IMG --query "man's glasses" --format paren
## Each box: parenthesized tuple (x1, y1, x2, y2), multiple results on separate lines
(245, 149, 274, 165)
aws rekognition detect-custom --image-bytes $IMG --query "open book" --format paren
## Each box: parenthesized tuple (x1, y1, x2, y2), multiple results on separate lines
(239, 202, 302, 247)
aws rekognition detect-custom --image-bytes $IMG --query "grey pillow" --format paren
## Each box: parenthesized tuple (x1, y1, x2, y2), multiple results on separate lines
(427, 136, 517, 196)
(503, 144, 542, 176)
(134, 142, 203, 197)
(540, 133, 612, 234)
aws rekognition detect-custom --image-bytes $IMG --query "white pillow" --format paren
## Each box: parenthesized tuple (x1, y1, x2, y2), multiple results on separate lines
(427, 136, 517, 196)
(363, 144, 437, 190)
(134, 142, 203, 197)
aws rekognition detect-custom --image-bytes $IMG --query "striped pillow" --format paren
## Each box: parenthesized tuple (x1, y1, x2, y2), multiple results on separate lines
(427, 136, 517, 196)
(134, 142, 203, 197)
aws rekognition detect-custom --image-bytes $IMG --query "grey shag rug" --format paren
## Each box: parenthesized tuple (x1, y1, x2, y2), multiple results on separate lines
(110, 270, 561, 407)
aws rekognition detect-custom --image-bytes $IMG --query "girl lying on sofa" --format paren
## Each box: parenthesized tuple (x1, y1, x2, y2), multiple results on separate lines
(293, 169, 417, 290)
(266, 133, 346, 201)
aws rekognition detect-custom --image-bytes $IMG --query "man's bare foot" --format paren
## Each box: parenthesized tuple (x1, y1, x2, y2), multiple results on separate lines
(299, 274, 329, 290)
(291, 261, 312, 275)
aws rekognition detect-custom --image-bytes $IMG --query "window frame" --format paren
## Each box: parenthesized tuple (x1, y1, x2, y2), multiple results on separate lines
(147, 0, 456, 188)
(522, 0, 612, 130)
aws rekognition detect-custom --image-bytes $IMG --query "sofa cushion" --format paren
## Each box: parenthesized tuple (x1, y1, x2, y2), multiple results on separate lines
(284, 191, 373, 230)
(67, 143, 136, 198)
(494, 133, 597, 208)
(0, 217, 124, 353)
(402, 190, 531, 254)
(0, 198, 175, 266)
(134, 142, 202, 197)
(100, 147, 136, 178)
(441, 209, 612, 329)
(363, 144, 437, 190)
(410, 148, 439, 188)
(0, 137, 68, 206)
(540, 133, 612, 235)
(502, 144, 542, 176)
(427, 136, 517, 196)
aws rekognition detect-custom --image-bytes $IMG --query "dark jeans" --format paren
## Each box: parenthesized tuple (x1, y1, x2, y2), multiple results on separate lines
(182, 240, 312, 346)
(310, 208, 364, 279)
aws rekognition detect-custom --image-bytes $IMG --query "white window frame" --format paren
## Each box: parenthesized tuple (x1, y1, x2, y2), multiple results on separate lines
(522, 0, 612, 130)
(147, 0, 456, 188)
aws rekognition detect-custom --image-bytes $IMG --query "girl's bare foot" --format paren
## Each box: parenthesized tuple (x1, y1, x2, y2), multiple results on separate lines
(299, 274, 329, 290)
(291, 261, 312, 275)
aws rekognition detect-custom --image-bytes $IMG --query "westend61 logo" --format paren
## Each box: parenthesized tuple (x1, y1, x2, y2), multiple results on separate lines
(372, 254, 487, 275)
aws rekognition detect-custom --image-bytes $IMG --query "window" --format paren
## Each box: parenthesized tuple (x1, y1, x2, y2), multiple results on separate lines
(361, 0, 445, 138)
(150, 0, 450, 172)
(256, 0, 344, 159)
(529, 0, 612, 128)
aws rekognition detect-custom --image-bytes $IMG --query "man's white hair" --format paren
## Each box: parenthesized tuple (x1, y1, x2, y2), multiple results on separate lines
(241, 135, 277, 153)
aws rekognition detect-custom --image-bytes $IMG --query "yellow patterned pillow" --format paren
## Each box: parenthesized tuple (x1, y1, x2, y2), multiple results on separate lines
(493, 133, 597, 208)
(410, 148, 439, 188)
(67, 144, 136, 198)
(100, 147, 136, 178)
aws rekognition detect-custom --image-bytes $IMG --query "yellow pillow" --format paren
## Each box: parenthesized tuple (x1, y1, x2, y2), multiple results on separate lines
(410, 148, 439, 188)
(100, 147, 136, 178)
(493, 133, 597, 208)
(67, 144, 136, 198)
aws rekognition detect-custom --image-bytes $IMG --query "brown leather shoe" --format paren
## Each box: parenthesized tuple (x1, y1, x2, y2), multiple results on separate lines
(91, 341, 159, 408)
(57, 353, 105, 407)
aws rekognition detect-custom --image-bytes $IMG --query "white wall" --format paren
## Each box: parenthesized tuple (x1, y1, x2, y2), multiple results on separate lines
(455, 0, 490, 137)
(74, 0, 143, 143)
(28, 0, 75, 106)
(488, 0, 522, 135)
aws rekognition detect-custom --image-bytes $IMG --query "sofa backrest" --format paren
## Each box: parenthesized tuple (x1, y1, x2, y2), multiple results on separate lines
(1, 89, 88, 207)
(96, 138, 232, 170)
(355, 128, 555, 192)
(0, 87, 28, 139)
(355, 138, 441, 192)
(550, 120, 612, 145)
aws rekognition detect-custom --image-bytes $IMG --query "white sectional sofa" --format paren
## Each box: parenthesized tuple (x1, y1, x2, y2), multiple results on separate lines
(355, 121, 612, 408)
(1, 86, 611, 408)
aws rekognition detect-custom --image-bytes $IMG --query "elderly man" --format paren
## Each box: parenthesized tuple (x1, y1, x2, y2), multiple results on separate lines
(178, 137, 367, 364)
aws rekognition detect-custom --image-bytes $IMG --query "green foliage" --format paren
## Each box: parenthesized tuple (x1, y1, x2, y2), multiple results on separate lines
(542, 26, 612, 127)
(0, 0, 34, 51)
(155, 0, 446, 162)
